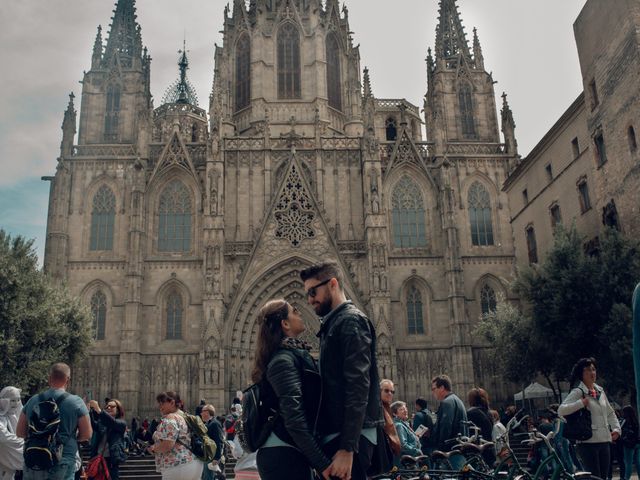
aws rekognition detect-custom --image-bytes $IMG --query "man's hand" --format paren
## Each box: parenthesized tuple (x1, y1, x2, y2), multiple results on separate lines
(329, 449, 353, 480)
(321, 465, 332, 479)
(612, 431, 620, 442)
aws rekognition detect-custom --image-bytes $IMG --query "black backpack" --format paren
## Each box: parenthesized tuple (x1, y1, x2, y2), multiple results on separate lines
(237, 379, 278, 453)
(24, 392, 70, 470)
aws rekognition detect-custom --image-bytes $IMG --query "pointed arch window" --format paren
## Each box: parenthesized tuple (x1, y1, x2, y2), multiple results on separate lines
(235, 33, 251, 111)
(326, 33, 342, 111)
(468, 182, 494, 246)
(459, 84, 476, 138)
(90, 291, 107, 340)
(392, 176, 426, 248)
(480, 284, 497, 316)
(278, 23, 301, 99)
(386, 117, 397, 141)
(166, 291, 183, 340)
(90, 185, 116, 251)
(158, 180, 192, 252)
(104, 84, 121, 141)
(407, 286, 425, 335)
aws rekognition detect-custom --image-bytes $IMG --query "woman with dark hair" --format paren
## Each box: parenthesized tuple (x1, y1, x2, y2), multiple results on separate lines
(466, 387, 496, 466)
(621, 405, 640, 480)
(252, 299, 331, 480)
(149, 391, 202, 480)
(88, 399, 127, 480)
(558, 357, 621, 479)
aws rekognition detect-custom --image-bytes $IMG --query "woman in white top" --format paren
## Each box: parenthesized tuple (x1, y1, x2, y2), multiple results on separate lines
(558, 357, 620, 479)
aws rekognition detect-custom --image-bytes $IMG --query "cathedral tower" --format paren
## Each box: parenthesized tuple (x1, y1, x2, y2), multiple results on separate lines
(425, 0, 500, 155)
(78, 0, 151, 145)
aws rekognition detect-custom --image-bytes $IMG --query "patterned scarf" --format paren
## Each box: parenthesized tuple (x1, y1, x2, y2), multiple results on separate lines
(281, 337, 312, 351)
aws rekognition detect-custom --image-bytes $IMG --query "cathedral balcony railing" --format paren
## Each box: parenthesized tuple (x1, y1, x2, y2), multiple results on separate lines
(154, 103, 207, 120)
(445, 142, 506, 156)
(375, 99, 421, 117)
(72, 144, 138, 158)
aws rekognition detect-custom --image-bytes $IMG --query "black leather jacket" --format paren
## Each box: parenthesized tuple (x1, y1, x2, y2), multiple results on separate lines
(266, 344, 331, 472)
(317, 301, 384, 452)
(89, 410, 127, 463)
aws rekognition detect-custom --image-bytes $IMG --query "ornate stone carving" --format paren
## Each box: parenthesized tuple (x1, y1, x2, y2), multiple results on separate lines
(274, 164, 315, 247)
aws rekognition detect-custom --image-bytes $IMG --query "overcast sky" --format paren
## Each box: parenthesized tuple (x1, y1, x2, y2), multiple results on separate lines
(0, 0, 586, 264)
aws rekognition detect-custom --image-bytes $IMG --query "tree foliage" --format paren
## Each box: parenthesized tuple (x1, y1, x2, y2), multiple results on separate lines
(0, 230, 93, 394)
(476, 225, 640, 398)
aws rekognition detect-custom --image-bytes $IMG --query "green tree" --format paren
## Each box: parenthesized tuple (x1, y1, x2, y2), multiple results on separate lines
(476, 225, 640, 398)
(0, 230, 93, 394)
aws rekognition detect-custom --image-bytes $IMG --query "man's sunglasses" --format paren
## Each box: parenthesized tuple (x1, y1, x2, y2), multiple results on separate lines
(306, 278, 332, 298)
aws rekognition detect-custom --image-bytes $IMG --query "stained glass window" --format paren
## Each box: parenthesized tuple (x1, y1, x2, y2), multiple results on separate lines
(166, 292, 183, 340)
(326, 33, 341, 111)
(407, 286, 425, 335)
(104, 84, 121, 141)
(468, 182, 494, 246)
(236, 33, 251, 111)
(90, 291, 107, 340)
(158, 180, 192, 252)
(459, 84, 476, 138)
(392, 176, 426, 248)
(90, 185, 115, 251)
(480, 284, 497, 316)
(278, 23, 301, 99)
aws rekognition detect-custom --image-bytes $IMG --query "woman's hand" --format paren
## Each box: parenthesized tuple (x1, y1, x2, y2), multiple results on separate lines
(88, 400, 101, 414)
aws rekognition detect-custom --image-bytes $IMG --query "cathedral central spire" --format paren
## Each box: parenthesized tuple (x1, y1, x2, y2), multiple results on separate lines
(435, 0, 472, 64)
(162, 41, 199, 106)
(103, 0, 142, 67)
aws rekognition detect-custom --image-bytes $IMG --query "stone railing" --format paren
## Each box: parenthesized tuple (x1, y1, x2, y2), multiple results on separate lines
(72, 144, 137, 158)
(225, 137, 265, 150)
(321, 137, 361, 150)
(446, 143, 505, 155)
(375, 99, 420, 116)
(154, 103, 207, 119)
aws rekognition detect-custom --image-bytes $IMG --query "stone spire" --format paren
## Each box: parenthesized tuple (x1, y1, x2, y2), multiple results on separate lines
(60, 92, 76, 157)
(363, 66, 372, 99)
(162, 41, 199, 106)
(233, 0, 246, 19)
(103, 0, 142, 68)
(92, 25, 103, 69)
(434, 0, 472, 65)
(473, 27, 484, 70)
(501, 92, 518, 155)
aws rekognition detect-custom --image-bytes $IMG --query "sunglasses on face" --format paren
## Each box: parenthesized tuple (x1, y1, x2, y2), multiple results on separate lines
(383, 389, 395, 394)
(105, 404, 117, 410)
(306, 278, 332, 298)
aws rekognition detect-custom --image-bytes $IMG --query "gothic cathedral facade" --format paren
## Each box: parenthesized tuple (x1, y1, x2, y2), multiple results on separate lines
(44, 0, 520, 418)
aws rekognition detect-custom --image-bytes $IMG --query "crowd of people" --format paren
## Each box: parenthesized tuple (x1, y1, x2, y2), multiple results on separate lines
(1, 263, 640, 480)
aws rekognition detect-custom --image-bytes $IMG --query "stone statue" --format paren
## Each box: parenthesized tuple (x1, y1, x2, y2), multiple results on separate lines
(371, 189, 380, 214)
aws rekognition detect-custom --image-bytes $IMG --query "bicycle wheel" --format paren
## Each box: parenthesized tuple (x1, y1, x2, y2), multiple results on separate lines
(464, 454, 491, 473)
